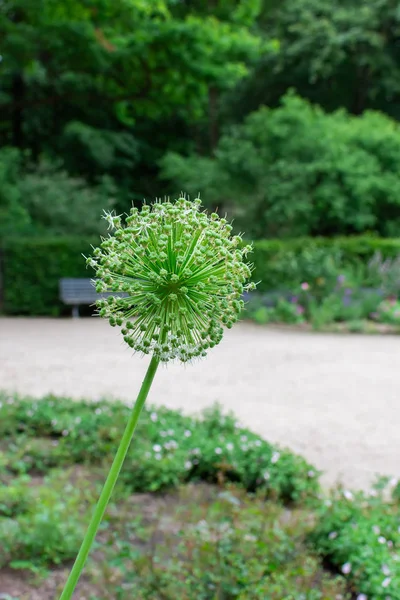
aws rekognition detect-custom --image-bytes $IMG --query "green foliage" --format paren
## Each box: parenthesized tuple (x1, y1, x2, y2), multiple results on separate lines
(232, 0, 400, 119)
(162, 94, 400, 238)
(309, 485, 400, 600)
(0, 393, 320, 503)
(0, 147, 115, 239)
(1, 237, 96, 315)
(0, 469, 99, 569)
(3, 234, 400, 316)
(0, 148, 31, 239)
(251, 236, 400, 293)
(0, 0, 267, 211)
(376, 300, 400, 326)
(95, 488, 348, 600)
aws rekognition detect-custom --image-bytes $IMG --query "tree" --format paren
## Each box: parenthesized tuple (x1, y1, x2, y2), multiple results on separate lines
(225, 0, 400, 123)
(161, 94, 400, 238)
(0, 0, 267, 209)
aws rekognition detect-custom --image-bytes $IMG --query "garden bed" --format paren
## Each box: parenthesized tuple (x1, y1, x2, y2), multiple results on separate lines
(0, 394, 399, 599)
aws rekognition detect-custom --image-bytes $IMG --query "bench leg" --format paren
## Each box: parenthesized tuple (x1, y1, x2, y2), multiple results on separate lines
(72, 305, 80, 319)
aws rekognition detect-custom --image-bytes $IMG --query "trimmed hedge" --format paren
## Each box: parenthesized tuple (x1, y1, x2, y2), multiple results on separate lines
(1, 237, 96, 316)
(2, 235, 400, 315)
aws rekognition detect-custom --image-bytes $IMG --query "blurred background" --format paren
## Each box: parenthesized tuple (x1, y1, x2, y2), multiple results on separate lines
(2, 0, 400, 324)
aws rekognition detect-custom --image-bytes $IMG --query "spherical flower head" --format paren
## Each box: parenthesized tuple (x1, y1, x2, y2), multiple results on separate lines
(89, 198, 254, 362)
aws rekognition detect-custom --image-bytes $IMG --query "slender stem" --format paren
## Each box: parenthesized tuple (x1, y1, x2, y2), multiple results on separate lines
(59, 354, 160, 600)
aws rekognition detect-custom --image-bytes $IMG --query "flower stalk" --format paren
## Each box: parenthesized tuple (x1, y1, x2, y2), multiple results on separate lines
(59, 355, 159, 600)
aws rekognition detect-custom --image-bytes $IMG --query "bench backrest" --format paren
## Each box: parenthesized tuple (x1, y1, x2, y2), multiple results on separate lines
(59, 278, 98, 304)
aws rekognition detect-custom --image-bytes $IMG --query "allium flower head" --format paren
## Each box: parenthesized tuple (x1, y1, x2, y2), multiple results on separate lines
(89, 197, 254, 362)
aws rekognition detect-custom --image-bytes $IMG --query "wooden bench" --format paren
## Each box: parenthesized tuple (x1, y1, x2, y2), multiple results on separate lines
(59, 278, 127, 318)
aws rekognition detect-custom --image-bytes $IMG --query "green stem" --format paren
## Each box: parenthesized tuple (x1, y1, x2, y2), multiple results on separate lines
(59, 354, 160, 600)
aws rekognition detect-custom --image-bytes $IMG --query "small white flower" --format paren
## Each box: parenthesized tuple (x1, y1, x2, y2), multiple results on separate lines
(369, 489, 378, 497)
(160, 431, 167, 437)
(75, 417, 82, 424)
(382, 577, 391, 588)
(62, 429, 69, 437)
(184, 430, 192, 437)
(240, 435, 247, 442)
(378, 536, 387, 544)
(150, 412, 158, 422)
(95, 408, 102, 415)
(263, 471, 270, 481)
(387, 540, 393, 548)
(155, 453, 162, 460)
(389, 477, 398, 487)
(215, 447, 222, 455)
(153, 444, 162, 452)
(167, 429, 174, 435)
(184, 461, 192, 470)
(271, 451, 280, 464)
(382, 565, 391, 576)
(343, 490, 353, 501)
(191, 448, 201, 455)
(341, 562, 352, 575)
(357, 594, 368, 600)
(308, 470, 315, 478)
(51, 419, 58, 426)
(328, 531, 338, 540)
(254, 440, 262, 447)
(226, 442, 234, 451)
(52, 441, 59, 447)
(372, 525, 381, 535)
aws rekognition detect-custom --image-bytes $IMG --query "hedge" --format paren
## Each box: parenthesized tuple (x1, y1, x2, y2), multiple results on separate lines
(2, 235, 400, 315)
(1, 237, 96, 316)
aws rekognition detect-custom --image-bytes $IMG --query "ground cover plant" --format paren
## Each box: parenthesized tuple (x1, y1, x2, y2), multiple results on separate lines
(1, 393, 400, 599)
(0, 392, 338, 599)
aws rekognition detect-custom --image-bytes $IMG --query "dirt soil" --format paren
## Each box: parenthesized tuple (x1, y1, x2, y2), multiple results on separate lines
(1, 317, 400, 490)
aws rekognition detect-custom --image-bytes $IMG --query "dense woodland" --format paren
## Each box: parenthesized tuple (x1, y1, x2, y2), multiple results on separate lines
(2, 0, 400, 238)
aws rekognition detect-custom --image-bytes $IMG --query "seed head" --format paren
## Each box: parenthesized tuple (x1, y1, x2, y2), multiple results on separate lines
(89, 197, 254, 362)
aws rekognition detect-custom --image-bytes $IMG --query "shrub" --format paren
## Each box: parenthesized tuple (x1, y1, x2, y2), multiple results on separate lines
(1, 237, 96, 315)
(309, 485, 400, 600)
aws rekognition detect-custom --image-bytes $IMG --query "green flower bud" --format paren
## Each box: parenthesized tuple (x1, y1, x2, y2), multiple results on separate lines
(91, 198, 254, 362)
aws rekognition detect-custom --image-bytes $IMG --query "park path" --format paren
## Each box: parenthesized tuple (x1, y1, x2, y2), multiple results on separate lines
(0, 317, 399, 490)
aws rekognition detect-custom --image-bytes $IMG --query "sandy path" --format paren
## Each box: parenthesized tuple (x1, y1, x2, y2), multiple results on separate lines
(0, 317, 399, 489)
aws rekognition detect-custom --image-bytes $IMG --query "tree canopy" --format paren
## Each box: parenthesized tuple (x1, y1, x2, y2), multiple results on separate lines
(1, 0, 400, 238)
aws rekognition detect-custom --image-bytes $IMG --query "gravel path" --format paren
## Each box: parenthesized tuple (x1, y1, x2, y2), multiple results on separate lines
(1, 317, 399, 489)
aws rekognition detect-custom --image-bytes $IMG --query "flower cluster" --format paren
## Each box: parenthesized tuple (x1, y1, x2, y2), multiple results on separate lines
(88, 198, 254, 362)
